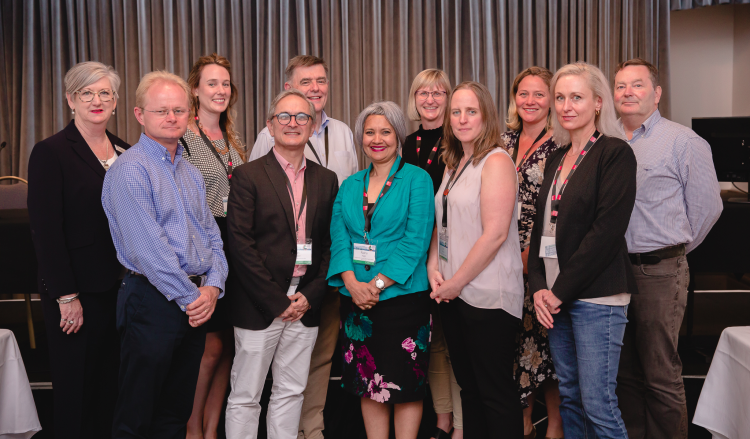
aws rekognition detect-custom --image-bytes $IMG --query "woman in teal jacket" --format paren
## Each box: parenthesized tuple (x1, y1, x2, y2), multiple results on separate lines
(328, 101, 435, 439)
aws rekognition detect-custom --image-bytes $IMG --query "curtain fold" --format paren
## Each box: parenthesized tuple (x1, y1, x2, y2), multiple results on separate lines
(0, 0, 670, 179)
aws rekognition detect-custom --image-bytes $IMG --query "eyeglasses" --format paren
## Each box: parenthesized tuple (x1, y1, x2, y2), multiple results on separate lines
(416, 90, 447, 101)
(273, 112, 312, 126)
(142, 108, 190, 118)
(75, 89, 117, 102)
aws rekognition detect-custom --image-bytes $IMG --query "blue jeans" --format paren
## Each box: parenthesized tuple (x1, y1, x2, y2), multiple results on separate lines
(548, 300, 629, 439)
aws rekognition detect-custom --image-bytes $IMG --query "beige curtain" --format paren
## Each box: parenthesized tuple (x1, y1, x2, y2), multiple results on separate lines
(0, 0, 671, 179)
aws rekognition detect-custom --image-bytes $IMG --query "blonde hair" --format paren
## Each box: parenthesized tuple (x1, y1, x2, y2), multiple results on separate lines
(406, 69, 452, 121)
(187, 53, 245, 160)
(135, 71, 190, 109)
(266, 89, 317, 125)
(550, 62, 626, 145)
(441, 81, 505, 171)
(65, 61, 121, 95)
(284, 55, 329, 83)
(506, 66, 553, 132)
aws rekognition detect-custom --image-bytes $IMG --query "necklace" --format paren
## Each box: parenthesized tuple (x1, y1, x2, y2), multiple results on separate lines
(98, 138, 113, 171)
(197, 120, 229, 155)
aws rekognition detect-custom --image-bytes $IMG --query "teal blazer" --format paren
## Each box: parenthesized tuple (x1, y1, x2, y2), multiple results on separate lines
(327, 156, 435, 301)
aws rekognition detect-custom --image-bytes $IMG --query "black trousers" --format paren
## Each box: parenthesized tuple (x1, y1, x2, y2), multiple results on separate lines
(112, 273, 206, 439)
(440, 298, 523, 438)
(40, 283, 120, 439)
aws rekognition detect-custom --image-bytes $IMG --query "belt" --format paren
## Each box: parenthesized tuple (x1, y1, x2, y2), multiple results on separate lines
(128, 270, 206, 288)
(628, 244, 685, 266)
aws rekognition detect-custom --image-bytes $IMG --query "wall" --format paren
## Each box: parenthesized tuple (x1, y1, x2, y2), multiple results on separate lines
(733, 5, 750, 117)
(670, 4, 750, 189)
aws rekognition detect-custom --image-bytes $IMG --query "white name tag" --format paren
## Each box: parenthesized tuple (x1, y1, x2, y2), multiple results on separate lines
(222, 196, 228, 215)
(439, 229, 449, 261)
(353, 243, 377, 265)
(540, 236, 558, 259)
(296, 240, 312, 265)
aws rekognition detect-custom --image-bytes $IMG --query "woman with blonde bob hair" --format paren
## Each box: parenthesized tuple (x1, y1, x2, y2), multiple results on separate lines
(427, 81, 525, 436)
(528, 62, 636, 438)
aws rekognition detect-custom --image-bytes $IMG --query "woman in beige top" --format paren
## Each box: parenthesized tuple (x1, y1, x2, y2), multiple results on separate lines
(427, 81, 524, 437)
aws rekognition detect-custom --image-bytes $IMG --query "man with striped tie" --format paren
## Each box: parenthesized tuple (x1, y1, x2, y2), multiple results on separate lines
(613, 58, 722, 439)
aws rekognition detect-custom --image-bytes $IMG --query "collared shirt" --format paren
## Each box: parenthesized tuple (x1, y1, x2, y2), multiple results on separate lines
(102, 133, 228, 311)
(250, 110, 358, 186)
(272, 147, 308, 277)
(623, 110, 723, 254)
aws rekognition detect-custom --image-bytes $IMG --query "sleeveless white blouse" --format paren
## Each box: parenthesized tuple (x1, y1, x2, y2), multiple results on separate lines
(435, 148, 524, 319)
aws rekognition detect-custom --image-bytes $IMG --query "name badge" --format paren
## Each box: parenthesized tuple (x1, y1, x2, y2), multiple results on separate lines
(540, 236, 558, 259)
(296, 239, 313, 265)
(439, 229, 449, 261)
(222, 196, 228, 215)
(353, 243, 377, 265)
(517, 201, 522, 221)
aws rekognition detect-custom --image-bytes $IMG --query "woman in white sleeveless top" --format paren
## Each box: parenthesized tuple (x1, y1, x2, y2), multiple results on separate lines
(427, 81, 524, 437)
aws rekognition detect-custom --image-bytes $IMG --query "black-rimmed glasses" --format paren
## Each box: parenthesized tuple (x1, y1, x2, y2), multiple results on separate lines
(273, 112, 312, 126)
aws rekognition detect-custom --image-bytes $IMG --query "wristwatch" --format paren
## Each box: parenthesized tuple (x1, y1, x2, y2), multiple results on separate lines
(374, 275, 386, 291)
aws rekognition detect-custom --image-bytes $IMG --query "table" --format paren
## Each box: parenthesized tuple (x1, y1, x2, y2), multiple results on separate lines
(0, 329, 41, 438)
(693, 326, 750, 439)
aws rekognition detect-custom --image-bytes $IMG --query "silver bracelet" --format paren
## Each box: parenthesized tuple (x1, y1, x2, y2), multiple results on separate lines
(56, 293, 80, 304)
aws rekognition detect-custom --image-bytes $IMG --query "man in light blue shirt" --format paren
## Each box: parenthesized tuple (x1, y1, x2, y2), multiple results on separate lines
(102, 71, 228, 438)
(249, 55, 358, 439)
(613, 58, 722, 439)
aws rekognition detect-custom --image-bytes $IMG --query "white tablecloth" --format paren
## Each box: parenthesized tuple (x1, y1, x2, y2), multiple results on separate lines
(0, 329, 41, 439)
(693, 326, 750, 439)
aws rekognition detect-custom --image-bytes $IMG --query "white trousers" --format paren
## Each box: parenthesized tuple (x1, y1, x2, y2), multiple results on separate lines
(225, 319, 319, 439)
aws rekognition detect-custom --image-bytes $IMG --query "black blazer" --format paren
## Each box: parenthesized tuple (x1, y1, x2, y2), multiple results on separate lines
(27, 121, 130, 298)
(528, 135, 638, 303)
(227, 150, 339, 330)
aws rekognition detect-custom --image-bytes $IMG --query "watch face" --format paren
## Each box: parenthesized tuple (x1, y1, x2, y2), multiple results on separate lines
(376, 279, 385, 289)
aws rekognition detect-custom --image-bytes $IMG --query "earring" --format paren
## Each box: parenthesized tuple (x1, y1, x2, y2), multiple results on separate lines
(596, 109, 600, 116)
(112, 110, 115, 115)
(71, 109, 75, 115)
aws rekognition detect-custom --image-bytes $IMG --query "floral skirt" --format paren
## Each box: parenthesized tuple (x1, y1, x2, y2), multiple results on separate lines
(340, 291, 432, 404)
(514, 282, 558, 407)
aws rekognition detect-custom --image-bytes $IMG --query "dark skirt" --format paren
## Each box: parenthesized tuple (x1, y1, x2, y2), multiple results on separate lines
(514, 280, 557, 407)
(339, 291, 432, 404)
(205, 216, 231, 333)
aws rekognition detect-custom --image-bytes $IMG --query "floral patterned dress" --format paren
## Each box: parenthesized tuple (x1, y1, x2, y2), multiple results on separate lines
(502, 130, 561, 406)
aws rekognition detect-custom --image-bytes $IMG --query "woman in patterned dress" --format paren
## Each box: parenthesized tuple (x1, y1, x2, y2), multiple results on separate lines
(183, 53, 246, 439)
(503, 67, 564, 439)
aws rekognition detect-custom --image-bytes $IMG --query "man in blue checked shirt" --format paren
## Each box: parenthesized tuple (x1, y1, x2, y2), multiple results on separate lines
(102, 71, 228, 439)
(613, 58, 722, 439)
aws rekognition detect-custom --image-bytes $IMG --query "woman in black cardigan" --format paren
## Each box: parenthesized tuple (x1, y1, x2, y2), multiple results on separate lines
(27, 62, 129, 439)
(527, 62, 636, 439)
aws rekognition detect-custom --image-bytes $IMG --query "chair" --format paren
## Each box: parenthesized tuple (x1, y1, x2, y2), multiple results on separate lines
(0, 176, 37, 349)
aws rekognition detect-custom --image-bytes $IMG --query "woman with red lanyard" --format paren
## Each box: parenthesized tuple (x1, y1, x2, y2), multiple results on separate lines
(528, 62, 637, 439)
(182, 53, 246, 439)
(502, 66, 564, 439)
(402, 69, 462, 439)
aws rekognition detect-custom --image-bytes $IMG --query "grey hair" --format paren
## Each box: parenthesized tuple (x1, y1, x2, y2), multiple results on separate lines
(266, 89, 316, 125)
(65, 61, 121, 96)
(354, 101, 407, 150)
(550, 62, 626, 145)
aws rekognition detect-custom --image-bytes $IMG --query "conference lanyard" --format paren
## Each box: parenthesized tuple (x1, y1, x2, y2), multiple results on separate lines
(549, 130, 600, 226)
(362, 159, 406, 242)
(441, 155, 474, 228)
(512, 128, 548, 172)
(306, 126, 329, 168)
(416, 136, 442, 170)
(281, 168, 308, 238)
(196, 125, 235, 185)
